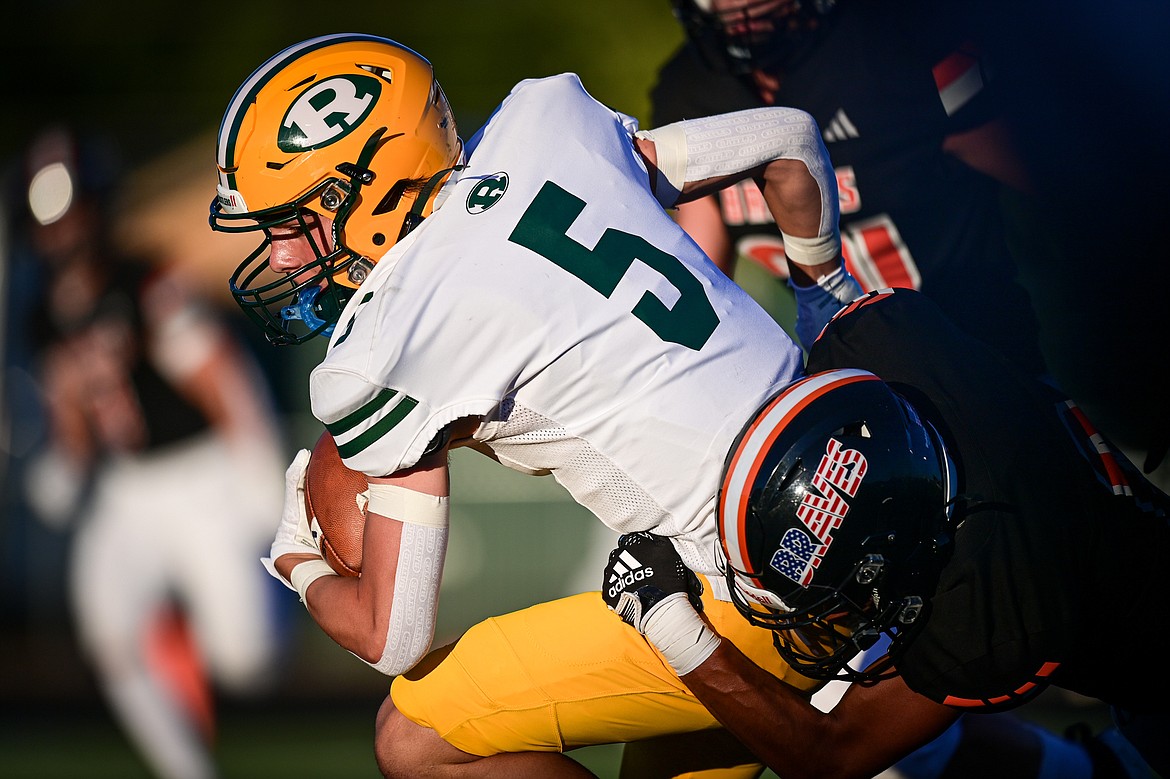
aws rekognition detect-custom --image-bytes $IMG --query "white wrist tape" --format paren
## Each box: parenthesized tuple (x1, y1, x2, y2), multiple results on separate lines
(290, 559, 337, 602)
(366, 483, 449, 528)
(359, 521, 448, 676)
(639, 107, 838, 244)
(635, 127, 686, 208)
(642, 592, 722, 676)
(781, 232, 841, 267)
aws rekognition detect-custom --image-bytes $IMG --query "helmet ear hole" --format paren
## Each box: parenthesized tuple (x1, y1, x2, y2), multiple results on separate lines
(373, 179, 411, 216)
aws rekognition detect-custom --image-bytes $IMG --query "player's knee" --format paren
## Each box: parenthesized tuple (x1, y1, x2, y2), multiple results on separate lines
(375, 693, 484, 778)
(213, 658, 277, 697)
(375, 695, 431, 778)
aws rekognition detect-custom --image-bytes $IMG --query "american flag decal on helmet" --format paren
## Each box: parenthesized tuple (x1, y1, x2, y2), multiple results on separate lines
(771, 436, 868, 586)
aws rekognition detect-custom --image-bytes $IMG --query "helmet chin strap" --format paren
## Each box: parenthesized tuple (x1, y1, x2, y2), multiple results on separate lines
(330, 126, 387, 243)
(283, 131, 465, 338)
(397, 163, 466, 241)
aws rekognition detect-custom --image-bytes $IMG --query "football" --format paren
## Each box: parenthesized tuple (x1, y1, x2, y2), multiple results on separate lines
(304, 431, 369, 577)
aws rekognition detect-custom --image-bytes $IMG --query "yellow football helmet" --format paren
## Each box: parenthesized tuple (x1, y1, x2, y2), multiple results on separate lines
(210, 33, 462, 344)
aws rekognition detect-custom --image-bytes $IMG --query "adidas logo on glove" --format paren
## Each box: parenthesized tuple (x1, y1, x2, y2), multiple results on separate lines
(606, 549, 654, 599)
(601, 532, 718, 675)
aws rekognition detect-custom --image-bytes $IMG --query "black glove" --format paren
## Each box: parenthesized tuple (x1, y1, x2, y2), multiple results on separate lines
(602, 532, 703, 630)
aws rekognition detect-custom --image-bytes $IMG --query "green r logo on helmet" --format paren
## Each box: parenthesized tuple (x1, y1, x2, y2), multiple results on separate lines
(278, 75, 383, 152)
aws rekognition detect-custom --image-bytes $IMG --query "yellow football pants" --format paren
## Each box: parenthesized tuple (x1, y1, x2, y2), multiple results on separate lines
(391, 580, 820, 774)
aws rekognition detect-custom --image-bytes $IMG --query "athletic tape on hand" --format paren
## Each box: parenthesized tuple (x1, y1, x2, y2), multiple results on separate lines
(635, 127, 685, 208)
(290, 559, 337, 603)
(642, 592, 721, 676)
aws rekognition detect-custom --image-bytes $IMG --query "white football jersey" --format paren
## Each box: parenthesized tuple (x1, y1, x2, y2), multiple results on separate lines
(310, 73, 803, 576)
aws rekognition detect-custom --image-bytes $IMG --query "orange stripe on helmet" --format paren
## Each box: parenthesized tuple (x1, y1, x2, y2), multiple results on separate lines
(827, 288, 895, 327)
(719, 369, 879, 582)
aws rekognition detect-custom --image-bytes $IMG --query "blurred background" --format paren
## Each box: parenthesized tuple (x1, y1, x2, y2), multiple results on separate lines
(1, 1, 1167, 777)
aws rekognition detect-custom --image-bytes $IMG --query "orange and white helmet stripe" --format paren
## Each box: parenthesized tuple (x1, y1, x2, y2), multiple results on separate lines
(718, 368, 880, 584)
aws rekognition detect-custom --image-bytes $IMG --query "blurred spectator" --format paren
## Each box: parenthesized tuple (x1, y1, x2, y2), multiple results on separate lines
(15, 125, 286, 779)
(652, 0, 1048, 379)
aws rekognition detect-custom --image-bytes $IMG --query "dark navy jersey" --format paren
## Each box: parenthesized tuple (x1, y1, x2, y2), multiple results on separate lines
(807, 289, 1169, 714)
(651, 2, 1046, 377)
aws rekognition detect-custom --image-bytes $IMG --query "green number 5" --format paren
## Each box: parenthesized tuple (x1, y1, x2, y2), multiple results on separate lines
(509, 181, 719, 350)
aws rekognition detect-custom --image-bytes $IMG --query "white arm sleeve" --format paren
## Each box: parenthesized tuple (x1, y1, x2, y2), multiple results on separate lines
(637, 107, 839, 266)
(357, 485, 450, 676)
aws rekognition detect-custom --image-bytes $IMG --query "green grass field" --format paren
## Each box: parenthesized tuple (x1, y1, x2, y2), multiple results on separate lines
(1, 690, 1113, 778)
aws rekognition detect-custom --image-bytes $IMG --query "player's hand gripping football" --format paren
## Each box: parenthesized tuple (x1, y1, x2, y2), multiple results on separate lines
(261, 449, 336, 601)
(602, 532, 720, 675)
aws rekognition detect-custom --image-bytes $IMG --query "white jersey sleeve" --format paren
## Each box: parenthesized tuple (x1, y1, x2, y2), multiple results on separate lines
(310, 73, 804, 576)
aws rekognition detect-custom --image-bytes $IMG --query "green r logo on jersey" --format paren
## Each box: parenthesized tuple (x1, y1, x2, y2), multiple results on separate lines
(466, 172, 510, 214)
(278, 75, 382, 152)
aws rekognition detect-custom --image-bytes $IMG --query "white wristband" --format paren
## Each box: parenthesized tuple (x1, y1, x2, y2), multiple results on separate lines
(291, 559, 337, 603)
(781, 231, 842, 267)
(366, 483, 450, 528)
(642, 592, 722, 676)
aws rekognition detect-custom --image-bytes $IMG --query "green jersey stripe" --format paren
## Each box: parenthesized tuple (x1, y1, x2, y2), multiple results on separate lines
(333, 291, 375, 348)
(326, 386, 400, 437)
(336, 396, 419, 459)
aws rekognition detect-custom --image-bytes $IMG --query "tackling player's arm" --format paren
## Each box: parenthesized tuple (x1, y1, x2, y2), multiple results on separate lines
(673, 195, 736, 276)
(942, 118, 1033, 194)
(602, 533, 958, 779)
(634, 108, 861, 348)
(681, 639, 959, 779)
